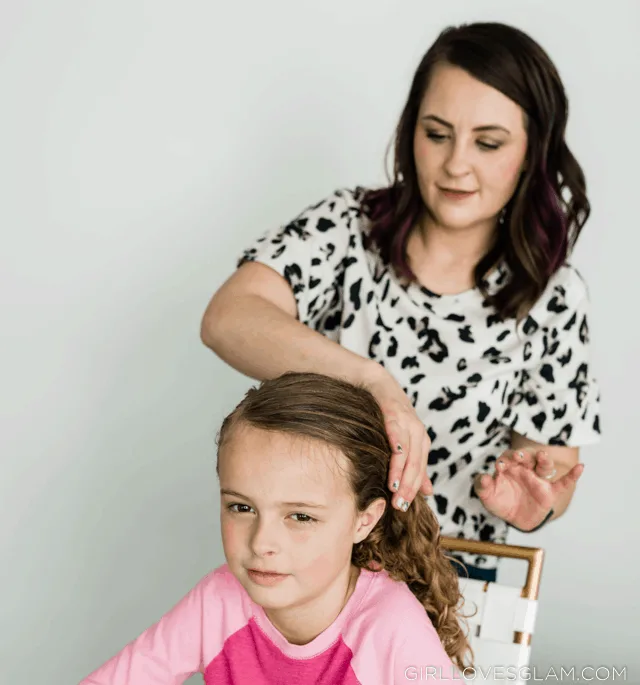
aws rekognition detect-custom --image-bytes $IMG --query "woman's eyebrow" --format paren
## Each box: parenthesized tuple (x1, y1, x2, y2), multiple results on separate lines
(421, 113, 511, 134)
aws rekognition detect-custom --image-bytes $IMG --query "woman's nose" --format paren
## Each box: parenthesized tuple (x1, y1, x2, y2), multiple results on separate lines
(443, 140, 472, 177)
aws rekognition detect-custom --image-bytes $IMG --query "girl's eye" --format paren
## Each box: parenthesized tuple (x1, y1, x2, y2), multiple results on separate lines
(290, 513, 317, 525)
(226, 504, 316, 525)
(228, 503, 253, 514)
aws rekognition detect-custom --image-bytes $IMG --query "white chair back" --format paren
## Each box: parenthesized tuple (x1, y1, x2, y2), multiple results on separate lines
(440, 536, 545, 685)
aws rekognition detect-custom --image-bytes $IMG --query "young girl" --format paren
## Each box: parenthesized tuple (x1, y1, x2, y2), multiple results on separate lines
(79, 372, 472, 684)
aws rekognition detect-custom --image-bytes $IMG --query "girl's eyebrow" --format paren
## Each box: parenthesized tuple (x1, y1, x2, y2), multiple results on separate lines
(281, 501, 328, 509)
(421, 113, 511, 135)
(220, 489, 328, 509)
(220, 488, 250, 500)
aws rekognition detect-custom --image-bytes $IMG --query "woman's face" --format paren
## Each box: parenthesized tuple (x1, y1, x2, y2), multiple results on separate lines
(413, 62, 528, 232)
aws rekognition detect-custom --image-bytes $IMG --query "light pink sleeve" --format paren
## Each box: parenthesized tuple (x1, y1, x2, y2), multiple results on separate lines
(393, 622, 462, 684)
(78, 574, 213, 685)
(345, 572, 464, 685)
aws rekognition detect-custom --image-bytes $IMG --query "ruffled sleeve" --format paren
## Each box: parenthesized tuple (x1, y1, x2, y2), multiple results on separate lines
(237, 189, 359, 333)
(505, 269, 602, 447)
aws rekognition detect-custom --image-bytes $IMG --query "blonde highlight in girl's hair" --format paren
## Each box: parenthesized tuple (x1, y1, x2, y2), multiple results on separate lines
(216, 371, 474, 671)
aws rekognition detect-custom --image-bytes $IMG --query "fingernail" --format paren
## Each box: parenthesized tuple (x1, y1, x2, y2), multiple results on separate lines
(396, 497, 409, 512)
(517, 451, 524, 459)
(392, 480, 400, 491)
(396, 444, 403, 453)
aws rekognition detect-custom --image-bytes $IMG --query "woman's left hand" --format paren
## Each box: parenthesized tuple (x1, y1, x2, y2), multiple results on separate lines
(473, 448, 585, 531)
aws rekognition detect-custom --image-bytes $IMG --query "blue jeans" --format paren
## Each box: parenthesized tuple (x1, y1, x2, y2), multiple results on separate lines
(450, 555, 497, 582)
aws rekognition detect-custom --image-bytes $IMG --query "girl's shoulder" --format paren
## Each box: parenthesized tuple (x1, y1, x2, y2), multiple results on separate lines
(196, 564, 253, 613)
(343, 570, 456, 679)
(348, 568, 441, 638)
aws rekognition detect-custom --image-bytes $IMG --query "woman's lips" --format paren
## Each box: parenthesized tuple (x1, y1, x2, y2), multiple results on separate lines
(247, 569, 290, 586)
(439, 187, 477, 200)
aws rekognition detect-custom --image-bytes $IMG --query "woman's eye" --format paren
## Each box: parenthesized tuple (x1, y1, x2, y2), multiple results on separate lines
(478, 140, 501, 151)
(290, 513, 316, 524)
(426, 130, 501, 151)
(426, 131, 447, 142)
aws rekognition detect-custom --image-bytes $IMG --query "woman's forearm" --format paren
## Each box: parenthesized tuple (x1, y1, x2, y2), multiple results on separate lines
(201, 293, 383, 386)
(202, 285, 432, 503)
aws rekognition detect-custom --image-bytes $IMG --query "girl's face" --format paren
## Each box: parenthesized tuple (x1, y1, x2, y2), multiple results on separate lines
(218, 424, 383, 630)
(413, 62, 528, 233)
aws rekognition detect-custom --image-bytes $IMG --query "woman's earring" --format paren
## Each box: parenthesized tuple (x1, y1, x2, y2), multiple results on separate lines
(499, 207, 507, 224)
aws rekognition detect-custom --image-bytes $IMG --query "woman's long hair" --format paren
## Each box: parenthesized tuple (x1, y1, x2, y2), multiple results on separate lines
(216, 371, 474, 671)
(363, 21, 590, 320)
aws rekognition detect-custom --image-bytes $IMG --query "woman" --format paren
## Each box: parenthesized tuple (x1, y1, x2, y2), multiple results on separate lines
(200, 21, 601, 580)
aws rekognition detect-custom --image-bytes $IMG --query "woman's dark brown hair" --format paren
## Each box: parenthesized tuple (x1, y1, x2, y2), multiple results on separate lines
(363, 21, 590, 320)
(216, 371, 474, 671)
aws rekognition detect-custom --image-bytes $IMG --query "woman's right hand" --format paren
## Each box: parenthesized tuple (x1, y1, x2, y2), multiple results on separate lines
(363, 367, 433, 510)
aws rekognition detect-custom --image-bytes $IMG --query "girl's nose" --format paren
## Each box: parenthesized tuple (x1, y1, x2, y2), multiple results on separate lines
(249, 518, 281, 556)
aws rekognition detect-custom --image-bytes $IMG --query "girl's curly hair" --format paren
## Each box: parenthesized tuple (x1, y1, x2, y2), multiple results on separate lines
(216, 371, 474, 671)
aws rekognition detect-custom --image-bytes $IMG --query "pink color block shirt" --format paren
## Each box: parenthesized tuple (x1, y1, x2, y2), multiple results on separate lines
(79, 564, 461, 684)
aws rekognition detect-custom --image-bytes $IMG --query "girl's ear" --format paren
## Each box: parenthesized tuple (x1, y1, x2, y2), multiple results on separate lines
(353, 498, 386, 544)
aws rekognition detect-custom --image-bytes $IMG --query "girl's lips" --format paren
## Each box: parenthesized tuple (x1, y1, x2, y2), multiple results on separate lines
(247, 569, 290, 586)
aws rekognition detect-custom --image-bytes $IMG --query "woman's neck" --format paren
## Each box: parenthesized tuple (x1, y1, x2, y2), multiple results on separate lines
(263, 565, 360, 646)
(407, 215, 498, 295)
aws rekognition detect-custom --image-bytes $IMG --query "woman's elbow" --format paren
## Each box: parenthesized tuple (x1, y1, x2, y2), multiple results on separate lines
(200, 295, 227, 351)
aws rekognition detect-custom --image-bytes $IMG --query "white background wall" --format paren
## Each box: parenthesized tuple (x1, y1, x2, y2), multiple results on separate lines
(1, 1, 638, 683)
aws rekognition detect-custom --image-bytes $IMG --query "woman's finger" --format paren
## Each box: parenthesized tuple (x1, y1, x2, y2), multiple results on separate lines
(493, 455, 511, 476)
(411, 468, 426, 503)
(387, 446, 407, 496)
(474, 472, 496, 499)
(394, 422, 427, 510)
(411, 431, 431, 497)
(510, 448, 536, 468)
(534, 451, 556, 480)
(386, 419, 408, 494)
(551, 463, 585, 492)
(419, 471, 433, 496)
(419, 429, 433, 495)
